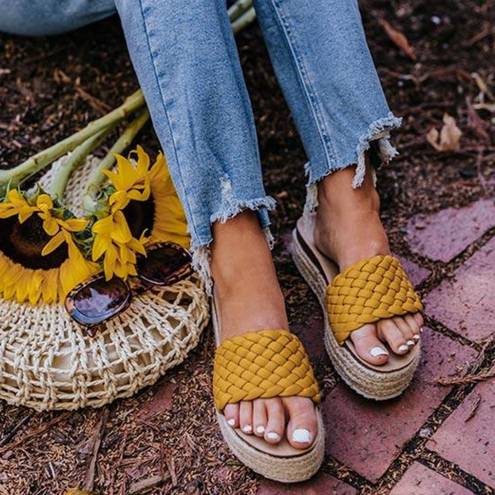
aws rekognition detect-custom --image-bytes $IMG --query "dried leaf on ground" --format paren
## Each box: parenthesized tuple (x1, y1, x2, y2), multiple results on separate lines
(426, 114, 462, 152)
(471, 72, 495, 101)
(437, 368, 495, 386)
(378, 19, 416, 61)
(474, 102, 495, 112)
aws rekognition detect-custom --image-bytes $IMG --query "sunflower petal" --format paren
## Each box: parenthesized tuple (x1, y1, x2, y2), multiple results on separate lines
(110, 211, 132, 244)
(92, 215, 114, 235)
(127, 236, 147, 256)
(63, 218, 88, 232)
(135, 145, 151, 176)
(36, 194, 53, 211)
(115, 154, 138, 190)
(113, 259, 128, 279)
(41, 231, 66, 256)
(103, 244, 118, 281)
(18, 207, 35, 223)
(42, 216, 60, 236)
(109, 190, 129, 211)
(92, 233, 109, 261)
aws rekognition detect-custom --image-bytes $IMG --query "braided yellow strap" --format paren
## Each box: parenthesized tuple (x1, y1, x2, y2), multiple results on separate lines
(327, 255, 423, 345)
(213, 329, 320, 411)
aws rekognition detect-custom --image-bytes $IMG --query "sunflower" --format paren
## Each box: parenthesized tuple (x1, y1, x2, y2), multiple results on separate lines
(91, 209, 148, 281)
(0, 190, 97, 305)
(146, 152, 190, 248)
(92, 146, 190, 280)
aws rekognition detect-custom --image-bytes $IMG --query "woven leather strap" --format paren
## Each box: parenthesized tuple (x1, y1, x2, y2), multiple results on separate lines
(327, 255, 423, 345)
(213, 329, 320, 411)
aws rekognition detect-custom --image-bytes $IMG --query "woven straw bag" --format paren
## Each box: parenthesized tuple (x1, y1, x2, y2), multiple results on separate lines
(0, 156, 210, 411)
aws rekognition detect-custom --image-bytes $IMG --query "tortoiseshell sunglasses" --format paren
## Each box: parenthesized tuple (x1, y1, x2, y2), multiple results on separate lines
(65, 242, 192, 331)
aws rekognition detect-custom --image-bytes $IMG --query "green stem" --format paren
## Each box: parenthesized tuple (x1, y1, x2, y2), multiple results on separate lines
(232, 6, 256, 33)
(46, 126, 113, 199)
(228, 0, 253, 22)
(0, 90, 145, 187)
(83, 109, 150, 213)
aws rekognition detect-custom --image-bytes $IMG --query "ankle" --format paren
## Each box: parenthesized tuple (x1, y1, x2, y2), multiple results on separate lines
(312, 168, 390, 269)
(211, 212, 272, 288)
(317, 181, 380, 217)
(210, 212, 288, 336)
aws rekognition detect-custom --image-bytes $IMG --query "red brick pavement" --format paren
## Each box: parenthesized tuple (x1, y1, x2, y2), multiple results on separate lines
(261, 199, 495, 494)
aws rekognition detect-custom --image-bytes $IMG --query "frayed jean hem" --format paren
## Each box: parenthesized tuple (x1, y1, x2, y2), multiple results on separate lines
(189, 195, 276, 294)
(304, 113, 402, 215)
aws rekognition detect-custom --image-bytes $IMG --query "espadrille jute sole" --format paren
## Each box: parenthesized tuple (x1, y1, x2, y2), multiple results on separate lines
(211, 300, 325, 482)
(216, 409, 325, 483)
(291, 216, 420, 401)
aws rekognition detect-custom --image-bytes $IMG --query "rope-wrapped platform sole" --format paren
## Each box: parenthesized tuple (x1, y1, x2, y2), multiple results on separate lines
(217, 410, 324, 483)
(291, 229, 419, 401)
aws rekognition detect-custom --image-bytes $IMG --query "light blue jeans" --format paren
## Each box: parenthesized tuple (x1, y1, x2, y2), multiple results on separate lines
(0, 0, 400, 278)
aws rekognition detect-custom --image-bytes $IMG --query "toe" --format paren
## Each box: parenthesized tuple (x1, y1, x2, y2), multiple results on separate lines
(377, 318, 409, 355)
(283, 397, 318, 449)
(392, 316, 415, 347)
(253, 399, 267, 437)
(414, 312, 425, 331)
(349, 323, 390, 365)
(223, 403, 240, 428)
(264, 398, 285, 445)
(239, 400, 253, 435)
(405, 314, 421, 341)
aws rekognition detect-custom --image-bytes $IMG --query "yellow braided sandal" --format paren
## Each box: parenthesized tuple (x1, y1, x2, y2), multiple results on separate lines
(291, 212, 423, 400)
(211, 301, 325, 483)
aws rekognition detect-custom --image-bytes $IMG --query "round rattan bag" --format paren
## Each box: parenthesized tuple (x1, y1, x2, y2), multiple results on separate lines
(0, 156, 210, 411)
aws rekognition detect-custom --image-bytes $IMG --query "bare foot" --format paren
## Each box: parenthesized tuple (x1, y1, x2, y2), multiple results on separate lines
(211, 212, 317, 449)
(313, 164, 424, 366)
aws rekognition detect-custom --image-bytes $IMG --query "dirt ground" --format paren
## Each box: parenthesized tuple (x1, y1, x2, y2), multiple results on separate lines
(0, 0, 494, 493)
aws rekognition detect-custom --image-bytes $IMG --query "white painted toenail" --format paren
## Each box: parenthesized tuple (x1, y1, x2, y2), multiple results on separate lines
(292, 429, 311, 443)
(266, 432, 281, 441)
(242, 425, 252, 433)
(413, 334, 420, 341)
(398, 344, 409, 353)
(227, 419, 235, 427)
(407, 340, 415, 347)
(420, 327, 424, 333)
(256, 425, 265, 434)
(370, 346, 389, 357)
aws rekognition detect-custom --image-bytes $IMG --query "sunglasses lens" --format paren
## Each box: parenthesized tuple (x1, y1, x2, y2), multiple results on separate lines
(68, 278, 130, 326)
(137, 244, 191, 285)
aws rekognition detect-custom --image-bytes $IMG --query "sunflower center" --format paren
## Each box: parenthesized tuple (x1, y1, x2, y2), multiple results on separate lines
(123, 197, 155, 238)
(0, 216, 68, 269)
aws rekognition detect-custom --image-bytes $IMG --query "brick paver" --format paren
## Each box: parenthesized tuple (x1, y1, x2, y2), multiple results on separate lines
(397, 256, 431, 287)
(406, 199, 495, 262)
(322, 328, 478, 481)
(425, 236, 495, 341)
(390, 463, 472, 494)
(427, 368, 495, 487)
(257, 473, 357, 495)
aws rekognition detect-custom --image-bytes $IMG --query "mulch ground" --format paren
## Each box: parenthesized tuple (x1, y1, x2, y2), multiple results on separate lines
(0, 0, 494, 493)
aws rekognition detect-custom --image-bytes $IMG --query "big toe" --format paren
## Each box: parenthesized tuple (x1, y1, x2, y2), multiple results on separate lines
(283, 397, 318, 449)
(349, 323, 390, 365)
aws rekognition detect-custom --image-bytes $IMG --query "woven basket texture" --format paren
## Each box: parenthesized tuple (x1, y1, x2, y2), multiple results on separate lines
(0, 156, 210, 411)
